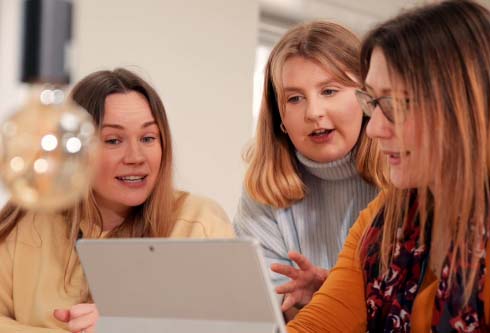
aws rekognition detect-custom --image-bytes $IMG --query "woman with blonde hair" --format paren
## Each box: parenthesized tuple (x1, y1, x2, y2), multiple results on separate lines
(288, 0, 490, 331)
(233, 21, 383, 313)
(0, 68, 234, 333)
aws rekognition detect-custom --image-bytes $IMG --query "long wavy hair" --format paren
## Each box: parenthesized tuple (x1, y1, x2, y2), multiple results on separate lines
(245, 21, 385, 209)
(360, 0, 490, 302)
(0, 68, 183, 244)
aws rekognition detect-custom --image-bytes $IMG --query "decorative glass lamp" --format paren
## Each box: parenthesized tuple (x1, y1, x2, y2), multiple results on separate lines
(0, 0, 97, 211)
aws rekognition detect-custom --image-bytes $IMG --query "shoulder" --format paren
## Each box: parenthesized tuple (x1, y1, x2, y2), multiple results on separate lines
(5, 210, 67, 247)
(233, 188, 286, 232)
(171, 191, 234, 238)
(334, 191, 386, 267)
(175, 192, 228, 221)
(235, 188, 279, 218)
(353, 191, 386, 235)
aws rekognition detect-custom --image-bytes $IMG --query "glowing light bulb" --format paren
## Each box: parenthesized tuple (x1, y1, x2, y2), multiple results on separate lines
(0, 85, 98, 211)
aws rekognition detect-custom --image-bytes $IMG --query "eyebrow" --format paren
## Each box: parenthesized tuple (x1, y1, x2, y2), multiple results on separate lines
(364, 83, 392, 96)
(101, 121, 157, 130)
(283, 79, 339, 92)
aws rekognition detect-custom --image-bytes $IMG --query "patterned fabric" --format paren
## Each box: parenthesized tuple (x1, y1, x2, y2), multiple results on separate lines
(362, 199, 488, 332)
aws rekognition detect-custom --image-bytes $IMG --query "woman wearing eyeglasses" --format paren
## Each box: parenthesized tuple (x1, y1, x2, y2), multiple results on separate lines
(233, 21, 384, 317)
(287, 0, 490, 332)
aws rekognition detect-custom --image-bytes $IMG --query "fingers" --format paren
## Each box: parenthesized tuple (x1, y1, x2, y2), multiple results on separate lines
(69, 303, 97, 318)
(288, 251, 313, 271)
(275, 280, 297, 294)
(318, 268, 329, 280)
(53, 309, 70, 322)
(281, 294, 298, 312)
(67, 310, 98, 333)
(270, 263, 299, 279)
(64, 303, 99, 333)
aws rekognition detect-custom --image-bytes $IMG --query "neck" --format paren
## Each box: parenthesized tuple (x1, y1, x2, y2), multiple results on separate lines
(93, 194, 131, 231)
(295, 151, 357, 181)
(99, 206, 129, 231)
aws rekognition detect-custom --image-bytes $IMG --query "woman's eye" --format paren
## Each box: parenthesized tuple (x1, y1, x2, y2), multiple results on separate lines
(322, 89, 338, 96)
(141, 136, 157, 144)
(104, 138, 121, 145)
(287, 96, 303, 104)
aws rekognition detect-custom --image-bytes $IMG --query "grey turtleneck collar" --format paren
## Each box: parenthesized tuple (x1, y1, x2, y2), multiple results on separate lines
(295, 151, 358, 181)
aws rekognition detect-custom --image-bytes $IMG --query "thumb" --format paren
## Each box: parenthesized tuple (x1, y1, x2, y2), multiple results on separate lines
(318, 268, 329, 280)
(281, 294, 296, 312)
(53, 309, 71, 322)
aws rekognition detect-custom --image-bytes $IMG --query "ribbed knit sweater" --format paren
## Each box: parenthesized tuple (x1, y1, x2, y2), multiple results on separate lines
(233, 152, 378, 285)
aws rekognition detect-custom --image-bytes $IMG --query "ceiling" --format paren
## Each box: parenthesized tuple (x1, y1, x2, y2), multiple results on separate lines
(259, 0, 490, 37)
(261, 0, 423, 21)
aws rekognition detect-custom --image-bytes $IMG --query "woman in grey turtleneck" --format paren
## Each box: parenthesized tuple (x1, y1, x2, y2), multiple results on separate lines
(233, 21, 383, 316)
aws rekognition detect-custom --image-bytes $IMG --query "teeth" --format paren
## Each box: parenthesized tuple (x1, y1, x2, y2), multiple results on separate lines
(118, 176, 145, 181)
(311, 129, 330, 135)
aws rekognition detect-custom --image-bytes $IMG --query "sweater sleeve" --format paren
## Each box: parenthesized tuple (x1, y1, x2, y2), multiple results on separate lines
(171, 193, 236, 239)
(0, 226, 67, 333)
(287, 193, 384, 333)
(233, 190, 292, 286)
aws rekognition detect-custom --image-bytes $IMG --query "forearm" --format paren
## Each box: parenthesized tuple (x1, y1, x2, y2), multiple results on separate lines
(0, 317, 68, 333)
(285, 194, 384, 333)
(286, 269, 366, 333)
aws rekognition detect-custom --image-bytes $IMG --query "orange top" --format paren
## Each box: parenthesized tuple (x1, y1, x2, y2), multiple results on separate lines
(288, 193, 490, 333)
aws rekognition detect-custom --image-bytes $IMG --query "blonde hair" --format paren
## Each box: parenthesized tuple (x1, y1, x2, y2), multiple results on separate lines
(245, 21, 384, 208)
(360, 0, 490, 302)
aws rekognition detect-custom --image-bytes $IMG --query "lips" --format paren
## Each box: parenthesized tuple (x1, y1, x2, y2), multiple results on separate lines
(307, 128, 335, 143)
(383, 151, 410, 158)
(387, 152, 401, 159)
(115, 175, 147, 183)
(383, 150, 410, 166)
(309, 128, 334, 137)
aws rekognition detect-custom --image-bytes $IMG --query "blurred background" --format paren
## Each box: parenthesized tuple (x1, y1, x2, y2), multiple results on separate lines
(1, 0, 483, 217)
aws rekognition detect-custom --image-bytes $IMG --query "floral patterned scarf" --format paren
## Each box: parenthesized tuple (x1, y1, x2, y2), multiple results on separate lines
(362, 200, 488, 332)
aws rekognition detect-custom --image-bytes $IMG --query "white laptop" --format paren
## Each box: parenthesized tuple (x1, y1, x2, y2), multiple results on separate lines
(76, 238, 287, 333)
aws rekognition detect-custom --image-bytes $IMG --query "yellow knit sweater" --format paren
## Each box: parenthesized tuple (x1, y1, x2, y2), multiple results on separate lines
(0, 192, 234, 333)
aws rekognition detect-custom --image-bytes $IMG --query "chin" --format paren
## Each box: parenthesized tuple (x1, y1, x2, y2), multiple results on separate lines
(390, 178, 410, 189)
(389, 171, 419, 190)
(310, 150, 348, 164)
(120, 197, 149, 208)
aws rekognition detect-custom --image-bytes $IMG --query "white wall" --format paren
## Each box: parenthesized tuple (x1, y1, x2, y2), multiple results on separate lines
(73, 0, 258, 217)
(0, 0, 22, 118)
(9, 0, 482, 215)
(0, 0, 25, 208)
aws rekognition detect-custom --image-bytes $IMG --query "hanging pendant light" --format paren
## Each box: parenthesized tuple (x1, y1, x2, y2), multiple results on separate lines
(0, 0, 98, 211)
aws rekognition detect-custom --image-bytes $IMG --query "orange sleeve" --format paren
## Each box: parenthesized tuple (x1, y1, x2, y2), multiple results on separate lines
(287, 193, 385, 333)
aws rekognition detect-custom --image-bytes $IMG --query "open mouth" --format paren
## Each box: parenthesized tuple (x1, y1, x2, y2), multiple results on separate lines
(115, 175, 147, 183)
(387, 151, 410, 158)
(385, 151, 411, 166)
(388, 152, 400, 159)
(309, 128, 334, 137)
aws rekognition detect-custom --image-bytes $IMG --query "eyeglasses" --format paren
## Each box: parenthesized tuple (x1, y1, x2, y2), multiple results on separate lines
(355, 89, 409, 123)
